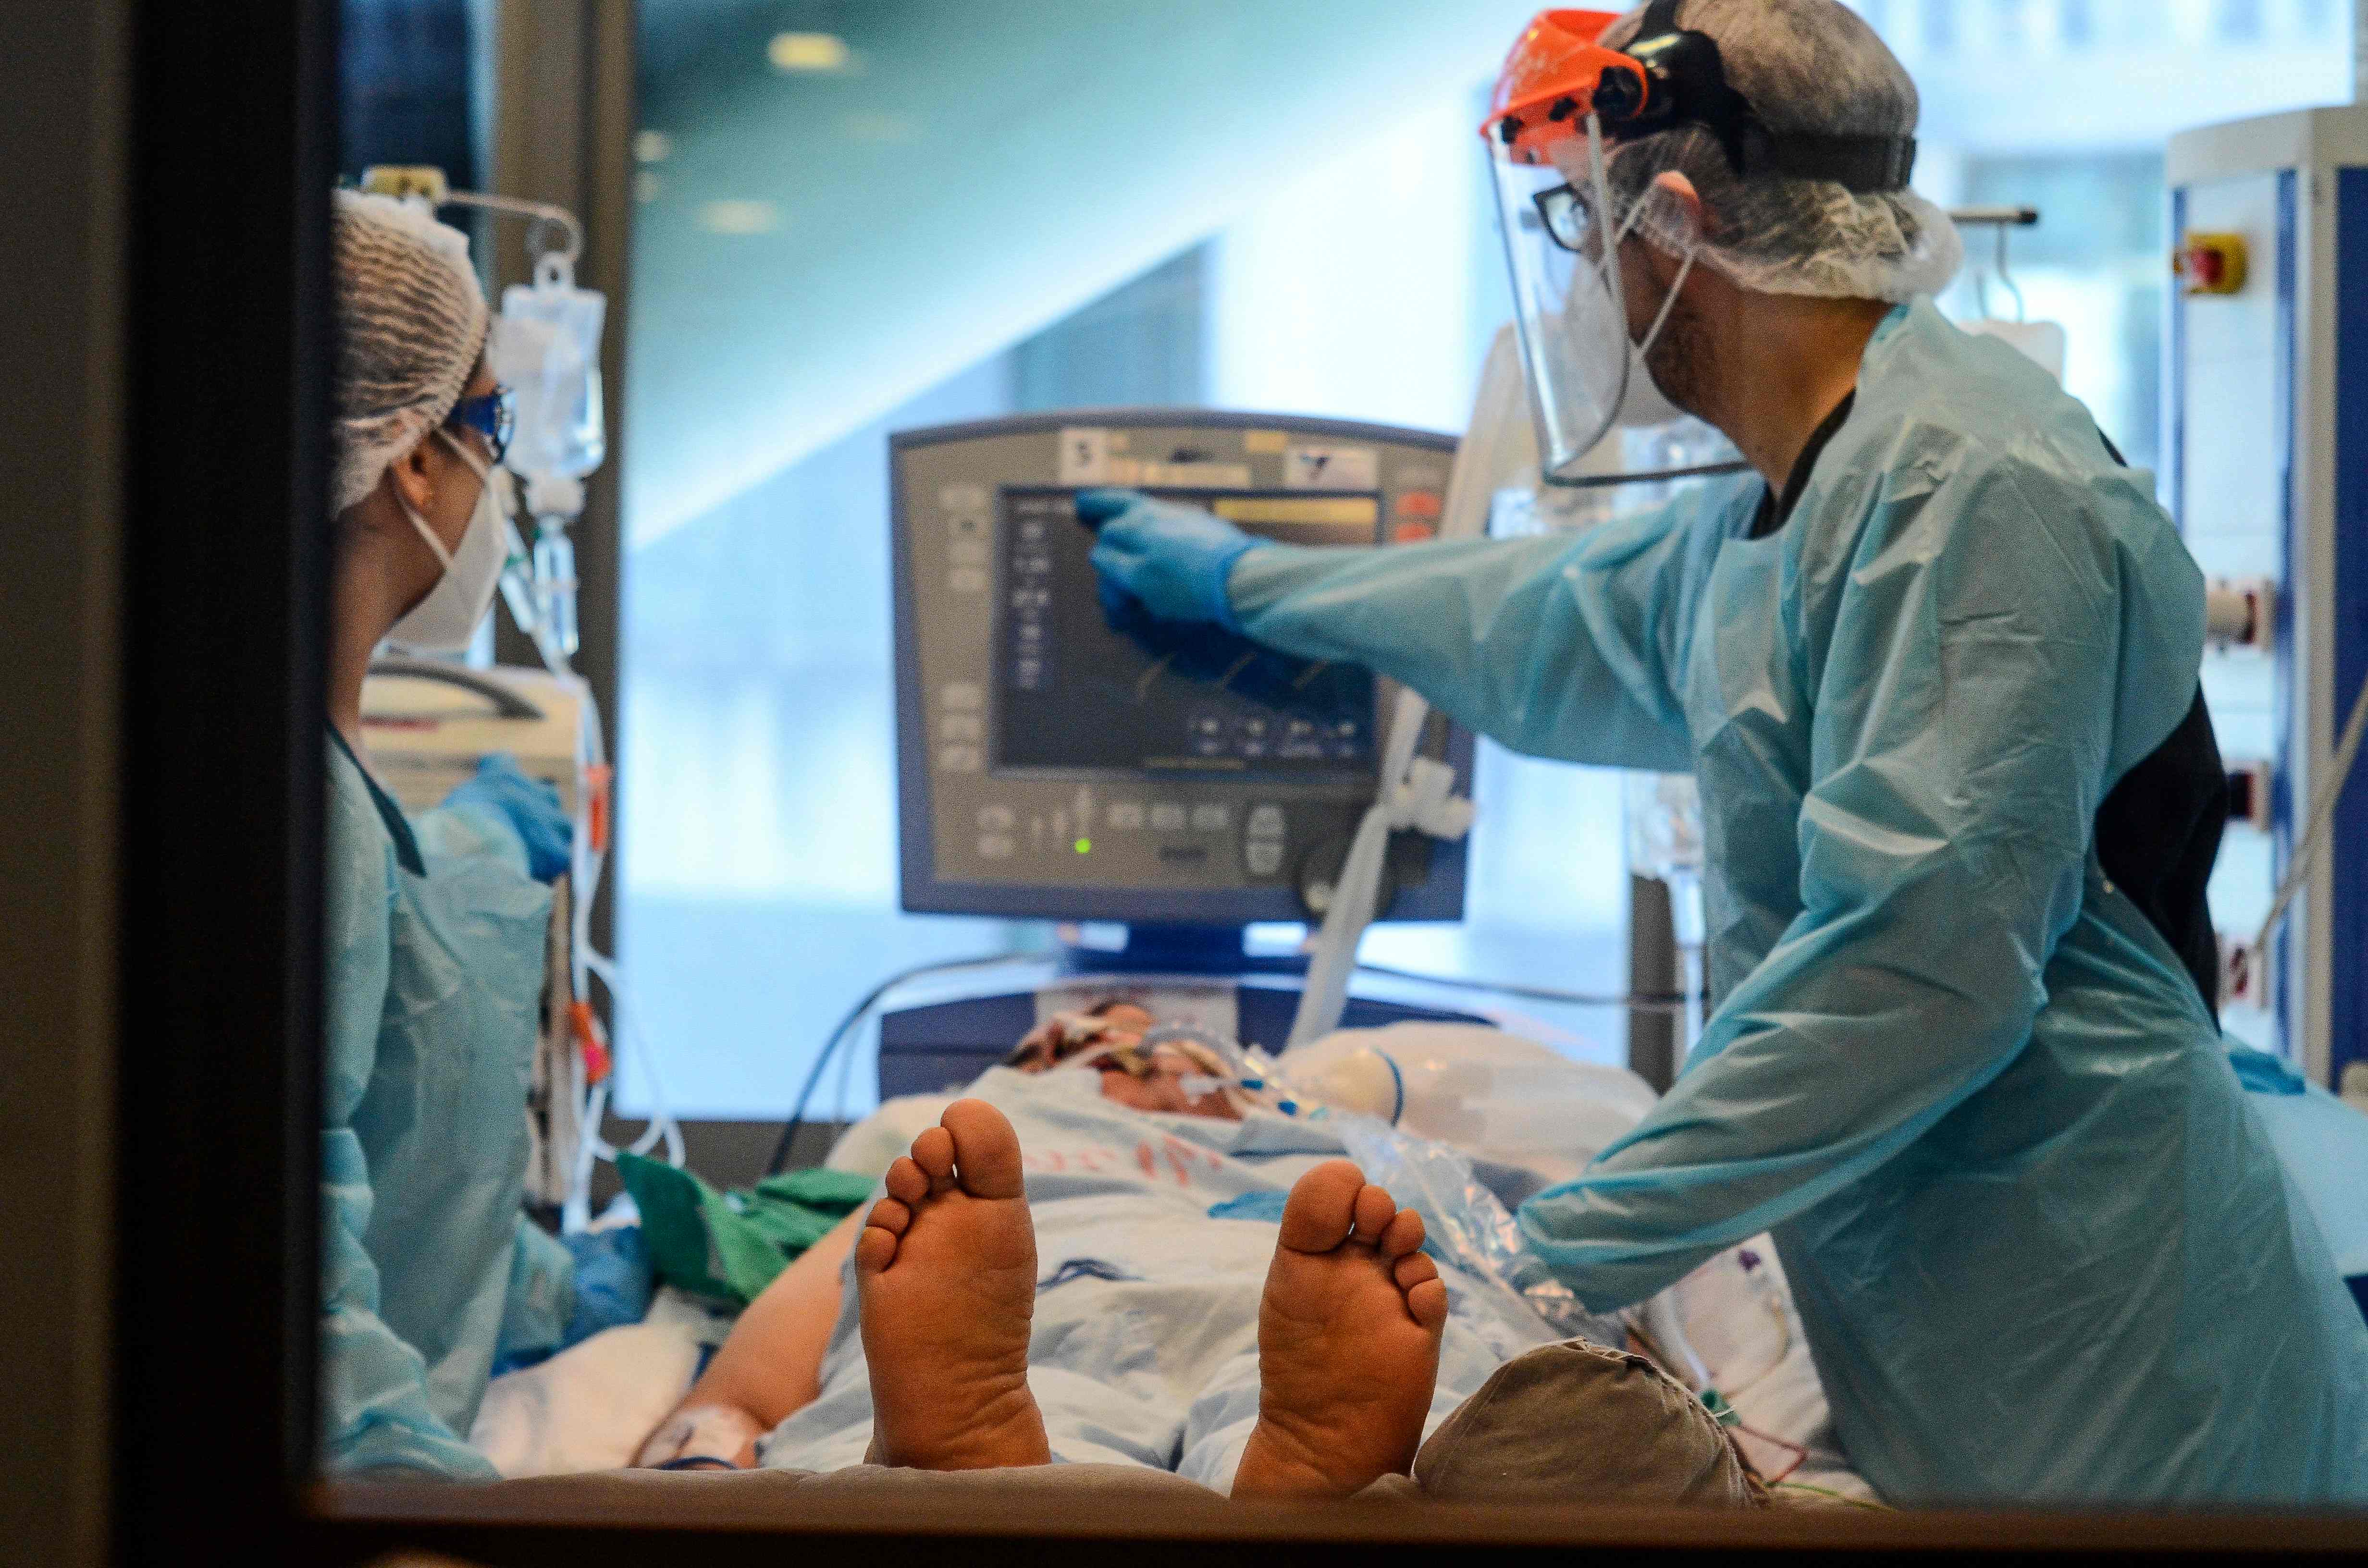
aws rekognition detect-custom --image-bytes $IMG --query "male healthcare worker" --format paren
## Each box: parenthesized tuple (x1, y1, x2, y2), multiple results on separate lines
(322, 191, 576, 1479)
(1086, 0, 2368, 1506)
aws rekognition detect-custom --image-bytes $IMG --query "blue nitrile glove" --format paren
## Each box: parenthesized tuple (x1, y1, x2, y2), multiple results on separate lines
(444, 753, 574, 882)
(1078, 489, 1263, 634)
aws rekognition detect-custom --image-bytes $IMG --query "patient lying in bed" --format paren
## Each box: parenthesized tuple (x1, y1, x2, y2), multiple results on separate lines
(632, 1005, 1745, 1501)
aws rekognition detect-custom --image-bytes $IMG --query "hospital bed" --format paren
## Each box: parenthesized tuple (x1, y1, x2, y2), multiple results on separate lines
(471, 1018, 1882, 1506)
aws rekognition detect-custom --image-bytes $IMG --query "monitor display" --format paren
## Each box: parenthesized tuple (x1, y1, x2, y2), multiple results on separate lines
(996, 488, 1378, 777)
(890, 411, 1468, 925)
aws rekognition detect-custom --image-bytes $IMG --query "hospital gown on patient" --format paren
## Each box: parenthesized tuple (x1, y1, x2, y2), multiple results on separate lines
(761, 1068, 1558, 1488)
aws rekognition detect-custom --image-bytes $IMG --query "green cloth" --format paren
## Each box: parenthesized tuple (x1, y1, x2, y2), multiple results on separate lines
(617, 1154, 874, 1306)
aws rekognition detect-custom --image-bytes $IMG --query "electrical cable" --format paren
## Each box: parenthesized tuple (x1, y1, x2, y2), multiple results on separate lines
(1354, 960, 1702, 1013)
(764, 952, 1043, 1176)
(830, 966, 863, 1148)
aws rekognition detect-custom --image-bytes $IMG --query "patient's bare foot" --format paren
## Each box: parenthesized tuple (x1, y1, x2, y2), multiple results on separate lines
(855, 1099, 1051, 1470)
(1233, 1161, 1447, 1498)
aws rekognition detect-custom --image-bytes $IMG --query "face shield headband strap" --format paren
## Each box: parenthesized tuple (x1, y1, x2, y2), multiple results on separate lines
(1609, 0, 1918, 194)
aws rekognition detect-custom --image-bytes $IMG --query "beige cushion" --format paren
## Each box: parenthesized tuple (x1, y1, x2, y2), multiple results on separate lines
(1403, 1338, 1760, 1507)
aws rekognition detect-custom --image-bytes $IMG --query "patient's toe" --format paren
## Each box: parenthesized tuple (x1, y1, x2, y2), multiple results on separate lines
(1277, 1160, 1365, 1253)
(883, 1156, 928, 1207)
(940, 1099, 1026, 1200)
(1377, 1208, 1426, 1261)
(910, 1125, 957, 1189)
(854, 1222, 898, 1274)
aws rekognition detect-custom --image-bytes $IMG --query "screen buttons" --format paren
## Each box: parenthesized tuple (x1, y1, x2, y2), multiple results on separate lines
(1246, 802, 1287, 878)
(1279, 718, 1324, 761)
(1150, 803, 1187, 833)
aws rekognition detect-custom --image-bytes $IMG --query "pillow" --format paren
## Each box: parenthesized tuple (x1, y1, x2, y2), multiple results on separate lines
(1406, 1337, 1760, 1507)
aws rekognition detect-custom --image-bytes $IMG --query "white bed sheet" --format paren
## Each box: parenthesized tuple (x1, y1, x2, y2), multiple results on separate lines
(476, 1055, 1880, 1501)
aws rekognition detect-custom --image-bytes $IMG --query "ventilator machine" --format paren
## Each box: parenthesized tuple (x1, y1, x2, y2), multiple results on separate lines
(876, 412, 1497, 1099)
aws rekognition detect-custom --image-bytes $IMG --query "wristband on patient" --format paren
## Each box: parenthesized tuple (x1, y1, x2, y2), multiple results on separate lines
(634, 1403, 766, 1470)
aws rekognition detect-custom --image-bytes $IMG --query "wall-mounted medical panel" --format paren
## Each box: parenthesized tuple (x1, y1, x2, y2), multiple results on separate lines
(2169, 106, 2368, 1088)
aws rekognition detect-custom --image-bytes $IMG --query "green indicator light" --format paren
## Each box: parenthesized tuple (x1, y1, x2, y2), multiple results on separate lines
(1074, 838, 1091, 854)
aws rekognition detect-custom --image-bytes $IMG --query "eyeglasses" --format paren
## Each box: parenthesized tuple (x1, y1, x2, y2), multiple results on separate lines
(1531, 184, 1592, 255)
(445, 383, 516, 465)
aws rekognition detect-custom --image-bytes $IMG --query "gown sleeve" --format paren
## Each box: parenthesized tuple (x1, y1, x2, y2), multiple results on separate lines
(1222, 483, 1751, 774)
(1517, 453, 2143, 1310)
(319, 757, 502, 1481)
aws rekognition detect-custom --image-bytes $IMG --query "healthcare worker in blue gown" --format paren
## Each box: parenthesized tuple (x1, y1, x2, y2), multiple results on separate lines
(1086, 0, 2368, 1507)
(320, 191, 577, 1479)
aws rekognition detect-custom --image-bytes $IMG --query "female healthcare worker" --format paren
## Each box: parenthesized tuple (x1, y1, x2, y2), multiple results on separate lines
(321, 190, 575, 1479)
(1085, 0, 2368, 1506)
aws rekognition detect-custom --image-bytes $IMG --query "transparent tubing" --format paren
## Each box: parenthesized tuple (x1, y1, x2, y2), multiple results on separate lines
(507, 588, 683, 1232)
(533, 521, 579, 659)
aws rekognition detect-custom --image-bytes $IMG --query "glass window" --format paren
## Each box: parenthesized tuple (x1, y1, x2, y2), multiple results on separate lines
(618, 0, 2355, 1119)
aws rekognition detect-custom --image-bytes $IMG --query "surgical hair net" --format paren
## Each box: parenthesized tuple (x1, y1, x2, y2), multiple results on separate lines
(1576, 0, 1962, 303)
(330, 189, 491, 516)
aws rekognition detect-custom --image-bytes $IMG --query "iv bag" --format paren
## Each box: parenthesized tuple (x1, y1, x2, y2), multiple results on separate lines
(496, 260, 608, 510)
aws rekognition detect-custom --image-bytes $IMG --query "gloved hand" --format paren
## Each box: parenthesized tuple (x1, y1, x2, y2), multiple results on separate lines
(443, 753, 573, 882)
(1079, 489, 1263, 633)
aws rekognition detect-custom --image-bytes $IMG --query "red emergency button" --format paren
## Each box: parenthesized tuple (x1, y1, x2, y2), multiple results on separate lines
(2175, 233, 2247, 296)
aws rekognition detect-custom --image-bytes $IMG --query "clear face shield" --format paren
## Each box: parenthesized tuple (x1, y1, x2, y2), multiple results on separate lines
(1484, 3, 1927, 489)
(1487, 117, 1655, 484)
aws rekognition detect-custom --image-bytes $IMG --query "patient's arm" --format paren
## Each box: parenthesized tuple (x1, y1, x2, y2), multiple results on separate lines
(634, 1206, 862, 1468)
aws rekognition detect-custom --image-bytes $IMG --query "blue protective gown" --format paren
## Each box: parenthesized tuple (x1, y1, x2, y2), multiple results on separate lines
(1223, 301, 2368, 1505)
(322, 732, 555, 1479)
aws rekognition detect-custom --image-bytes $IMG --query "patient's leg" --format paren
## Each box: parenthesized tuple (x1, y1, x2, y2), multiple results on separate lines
(856, 1099, 1052, 1470)
(1232, 1161, 1447, 1498)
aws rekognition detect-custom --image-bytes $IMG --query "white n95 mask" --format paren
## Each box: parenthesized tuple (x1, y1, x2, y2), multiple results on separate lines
(1616, 335, 1687, 429)
(388, 429, 510, 653)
